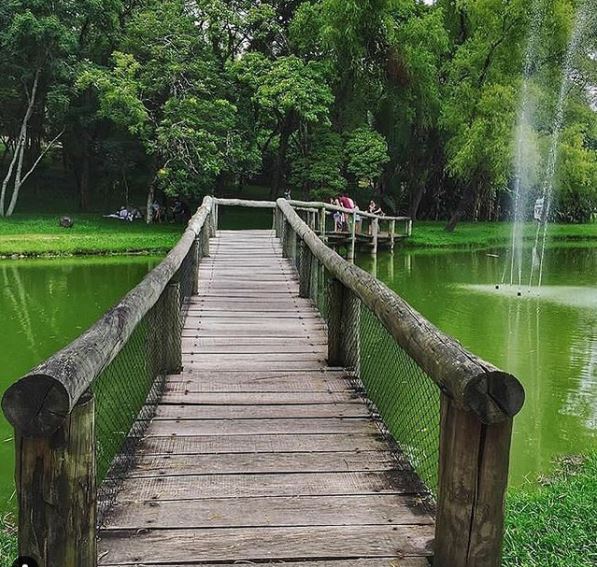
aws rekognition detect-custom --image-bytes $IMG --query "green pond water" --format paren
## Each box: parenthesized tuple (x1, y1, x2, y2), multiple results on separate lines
(0, 256, 161, 513)
(0, 239, 595, 514)
(356, 244, 597, 486)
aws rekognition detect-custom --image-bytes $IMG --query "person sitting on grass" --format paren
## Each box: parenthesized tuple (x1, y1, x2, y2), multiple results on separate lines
(104, 206, 142, 222)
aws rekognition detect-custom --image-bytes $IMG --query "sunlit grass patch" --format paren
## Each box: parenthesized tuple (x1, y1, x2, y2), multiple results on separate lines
(504, 453, 597, 566)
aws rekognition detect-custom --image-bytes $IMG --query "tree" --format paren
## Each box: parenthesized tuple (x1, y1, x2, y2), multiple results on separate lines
(233, 53, 334, 197)
(0, 2, 76, 216)
(78, 0, 247, 220)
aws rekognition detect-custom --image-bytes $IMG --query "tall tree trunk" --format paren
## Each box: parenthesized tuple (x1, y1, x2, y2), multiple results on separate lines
(78, 140, 91, 211)
(1, 70, 40, 216)
(445, 180, 479, 232)
(146, 176, 156, 224)
(271, 115, 293, 198)
(409, 182, 426, 220)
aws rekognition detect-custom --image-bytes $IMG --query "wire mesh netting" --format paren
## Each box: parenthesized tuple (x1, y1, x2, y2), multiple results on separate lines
(94, 229, 203, 523)
(358, 306, 440, 493)
(287, 219, 440, 500)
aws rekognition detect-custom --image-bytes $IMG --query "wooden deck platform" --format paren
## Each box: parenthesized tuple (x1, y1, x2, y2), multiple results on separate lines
(98, 230, 434, 566)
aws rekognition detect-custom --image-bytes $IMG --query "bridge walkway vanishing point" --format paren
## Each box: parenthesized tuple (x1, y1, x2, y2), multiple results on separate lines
(97, 229, 435, 566)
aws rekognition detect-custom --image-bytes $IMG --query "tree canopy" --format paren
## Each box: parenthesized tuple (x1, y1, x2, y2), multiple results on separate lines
(0, 0, 595, 226)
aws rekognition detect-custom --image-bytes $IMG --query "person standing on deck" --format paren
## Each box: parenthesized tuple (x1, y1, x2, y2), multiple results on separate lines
(331, 197, 343, 232)
(368, 200, 384, 235)
(339, 193, 355, 231)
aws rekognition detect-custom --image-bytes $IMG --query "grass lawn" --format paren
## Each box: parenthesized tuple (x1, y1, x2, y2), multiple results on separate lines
(0, 514, 16, 566)
(408, 221, 597, 248)
(1, 213, 595, 257)
(503, 453, 597, 566)
(0, 214, 183, 257)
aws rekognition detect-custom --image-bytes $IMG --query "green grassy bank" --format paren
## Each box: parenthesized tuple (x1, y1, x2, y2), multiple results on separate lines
(503, 453, 597, 566)
(408, 221, 597, 249)
(0, 215, 183, 257)
(1, 213, 595, 257)
(0, 515, 16, 566)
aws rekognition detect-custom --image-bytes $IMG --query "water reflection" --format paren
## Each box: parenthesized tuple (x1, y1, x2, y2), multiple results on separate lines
(357, 246, 597, 485)
(0, 256, 160, 512)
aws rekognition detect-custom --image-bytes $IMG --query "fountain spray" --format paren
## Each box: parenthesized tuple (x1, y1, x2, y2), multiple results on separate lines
(507, 0, 545, 294)
(533, 0, 594, 289)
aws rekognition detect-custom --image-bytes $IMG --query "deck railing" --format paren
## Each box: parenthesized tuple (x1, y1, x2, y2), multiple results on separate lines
(271, 198, 525, 567)
(2, 196, 215, 566)
(2, 196, 524, 567)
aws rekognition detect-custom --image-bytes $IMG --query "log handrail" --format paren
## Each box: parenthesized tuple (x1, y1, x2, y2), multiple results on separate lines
(288, 199, 410, 222)
(214, 197, 410, 223)
(2, 196, 214, 438)
(276, 198, 524, 423)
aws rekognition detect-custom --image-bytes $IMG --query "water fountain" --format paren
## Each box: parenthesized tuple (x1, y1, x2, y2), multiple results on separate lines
(502, 0, 593, 296)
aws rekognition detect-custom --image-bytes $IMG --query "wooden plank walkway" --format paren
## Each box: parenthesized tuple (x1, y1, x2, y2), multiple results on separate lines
(98, 230, 434, 566)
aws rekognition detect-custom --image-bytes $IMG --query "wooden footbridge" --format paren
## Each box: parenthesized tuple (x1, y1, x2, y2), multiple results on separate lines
(2, 198, 525, 567)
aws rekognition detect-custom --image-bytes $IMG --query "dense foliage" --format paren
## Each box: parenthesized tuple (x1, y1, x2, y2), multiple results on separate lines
(0, 0, 595, 226)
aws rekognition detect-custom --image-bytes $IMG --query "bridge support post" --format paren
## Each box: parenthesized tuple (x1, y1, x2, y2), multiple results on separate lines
(390, 220, 396, 253)
(15, 390, 96, 567)
(435, 394, 513, 567)
(349, 212, 357, 263)
(192, 237, 201, 295)
(327, 278, 361, 371)
(299, 242, 312, 298)
(202, 223, 211, 258)
(372, 218, 379, 255)
(281, 219, 289, 257)
(286, 226, 297, 262)
(160, 281, 182, 374)
(319, 207, 326, 240)
(309, 254, 320, 303)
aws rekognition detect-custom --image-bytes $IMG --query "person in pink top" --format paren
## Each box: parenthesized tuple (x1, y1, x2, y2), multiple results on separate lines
(339, 193, 355, 231)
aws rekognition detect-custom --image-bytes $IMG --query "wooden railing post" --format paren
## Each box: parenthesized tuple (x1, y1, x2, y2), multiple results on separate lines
(202, 224, 211, 258)
(16, 390, 96, 567)
(327, 278, 360, 371)
(390, 219, 396, 253)
(349, 211, 357, 262)
(282, 218, 289, 257)
(319, 207, 326, 240)
(435, 393, 513, 567)
(208, 209, 216, 238)
(160, 281, 182, 374)
(310, 254, 320, 303)
(372, 218, 379, 255)
(192, 237, 201, 295)
(299, 241, 312, 298)
(288, 225, 297, 261)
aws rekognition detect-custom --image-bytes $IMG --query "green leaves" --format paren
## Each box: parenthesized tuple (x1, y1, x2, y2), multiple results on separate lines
(345, 127, 391, 186)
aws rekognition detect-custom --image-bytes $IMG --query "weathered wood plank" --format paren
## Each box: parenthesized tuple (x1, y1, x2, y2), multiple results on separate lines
(182, 352, 326, 363)
(123, 450, 395, 476)
(139, 433, 387, 455)
(181, 339, 326, 354)
(159, 391, 359, 405)
(110, 471, 422, 501)
(182, 328, 326, 338)
(186, 311, 320, 318)
(103, 494, 433, 530)
(164, 373, 352, 392)
(181, 360, 327, 372)
(144, 417, 375, 437)
(102, 560, 430, 567)
(97, 525, 434, 564)
(152, 403, 366, 420)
